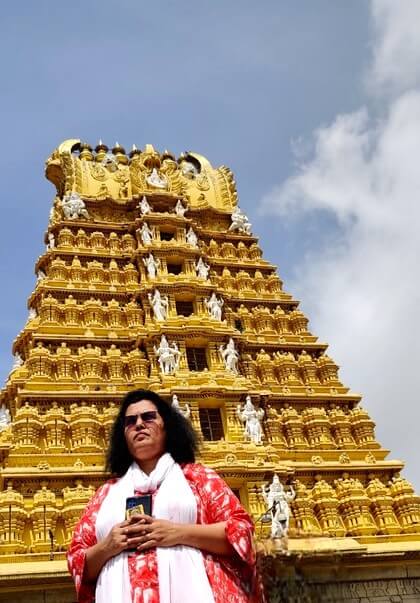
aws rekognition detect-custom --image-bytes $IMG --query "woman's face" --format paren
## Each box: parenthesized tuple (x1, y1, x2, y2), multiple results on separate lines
(124, 399, 166, 466)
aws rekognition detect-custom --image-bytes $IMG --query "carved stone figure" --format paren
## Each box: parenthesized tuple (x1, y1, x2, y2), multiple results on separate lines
(28, 307, 37, 321)
(138, 196, 152, 216)
(146, 168, 167, 189)
(174, 200, 187, 217)
(154, 335, 181, 375)
(186, 227, 198, 247)
(219, 338, 239, 374)
(205, 292, 224, 321)
(171, 394, 191, 419)
(228, 206, 252, 235)
(262, 475, 295, 539)
(47, 232, 55, 249)
(194, 257, 210, 279)
(0, 405, 11, 431)
(237, 396, 264, 444)
(138, 222, 154, 246)
(143, 253, 160, 279)
(148, 289, 169, 321)
(61, 192, 90, 220)
(12, 353, 24, 370)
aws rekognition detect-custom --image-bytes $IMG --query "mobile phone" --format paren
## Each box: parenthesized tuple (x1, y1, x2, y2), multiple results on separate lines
(125, 495, 152, 520)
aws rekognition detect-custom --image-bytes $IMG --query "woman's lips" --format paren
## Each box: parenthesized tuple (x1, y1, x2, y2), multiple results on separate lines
(134, 431, 149, 442)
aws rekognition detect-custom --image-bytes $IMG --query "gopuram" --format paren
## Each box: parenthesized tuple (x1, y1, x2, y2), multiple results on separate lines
(0, 139, 420, 602)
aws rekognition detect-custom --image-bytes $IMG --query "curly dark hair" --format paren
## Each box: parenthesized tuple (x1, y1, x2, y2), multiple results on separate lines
(105, 389, 199, 476)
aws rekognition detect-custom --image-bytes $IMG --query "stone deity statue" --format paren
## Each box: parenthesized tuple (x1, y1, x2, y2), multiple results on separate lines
(138, 222, 154, 246)
(228, 206, 252, 235)
(12, 353, 24, 370)
(148, 289, 169, 321)
(61, 192, 90, 220)
(174, 200, 187, 217)
(186, 227, 198, 247)
(146, 168, 167, 189)
(194, 257, 210, 280)
(47, 232, 55, 249)
(154, 335, 181, 375)
(138, 196, 152, 216)
(237, 396, 264, 445)
(143, 253, 160, 279)
(171, 394, 191, 419)
(261, 475, 295, 540)
(219, 338, 239, 374)
(205, 292, 224, 321)
(0, 405, 11, 431)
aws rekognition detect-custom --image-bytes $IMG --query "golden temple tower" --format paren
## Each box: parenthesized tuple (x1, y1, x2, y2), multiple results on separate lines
(1, 139, 420, 602)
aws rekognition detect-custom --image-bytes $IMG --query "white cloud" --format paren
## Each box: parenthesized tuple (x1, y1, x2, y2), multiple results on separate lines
(261, 1, 420, 489)
(369, 0, 420, 95)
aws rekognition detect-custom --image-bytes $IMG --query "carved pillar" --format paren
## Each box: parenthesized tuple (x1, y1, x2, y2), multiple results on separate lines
(30, 485, 58, 553)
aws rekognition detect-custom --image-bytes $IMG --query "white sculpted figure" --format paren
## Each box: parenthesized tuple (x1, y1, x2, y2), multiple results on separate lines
(194, 257, 210, 279)
(139, 222, 154, 246)
(154, 335, 181, 375)
(219, 338, 239, 374)
(12, 353, 23, 370)
(229, 206, 252, 235)
(171, 394, 191, 419)
(0, 405, 11, 431)
(62, 192, 90, 220)
(37, 270, 46, 282)
(146, 168, 167, 189)
(148, 289, 169, 321)
(47, 232, 55, 249)
(138, 196, 152, 216)
(186, 227, 198, 247)
(28, 307, 37, 321)
(174, 200, 187, 217)
(205, 292, 224, 321)
(261, 475, 295, 539)
(237, 395, 264, 445)
(143, 253, 160, 279)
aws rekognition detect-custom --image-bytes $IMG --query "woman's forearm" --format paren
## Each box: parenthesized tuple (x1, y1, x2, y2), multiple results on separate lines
(177, 521, 234, 556)
(84, 541, 113, 582)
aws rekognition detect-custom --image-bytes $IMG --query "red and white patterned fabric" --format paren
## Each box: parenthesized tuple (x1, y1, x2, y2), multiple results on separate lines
(68, 463, 261, 603)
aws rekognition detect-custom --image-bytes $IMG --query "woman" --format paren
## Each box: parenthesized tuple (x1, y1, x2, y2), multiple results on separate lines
(67, 389, 260, 603)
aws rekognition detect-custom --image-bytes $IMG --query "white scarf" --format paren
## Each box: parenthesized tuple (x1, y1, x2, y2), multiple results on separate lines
(95, 453, 215, 603)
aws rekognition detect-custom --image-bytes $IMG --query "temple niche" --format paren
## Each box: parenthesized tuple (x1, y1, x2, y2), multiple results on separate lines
(0, 139, 419, 602)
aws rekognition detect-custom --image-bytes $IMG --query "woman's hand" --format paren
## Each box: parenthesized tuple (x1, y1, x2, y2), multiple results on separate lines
(102, 520, 131, 557)
(125, 514, 182, 551)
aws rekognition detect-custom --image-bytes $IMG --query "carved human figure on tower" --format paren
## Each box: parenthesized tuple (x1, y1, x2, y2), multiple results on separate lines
(143, 253, 160, 279)
(219, 338, 239, 374)
(228, 206, 251, 235)
(174, 199, 187, 217)
(138, 222, 154, 246)
(146, 168, 168, 189)
(148, 289, 169, 321)
(154, 335, 181, 375)
(61, 192, 90, 220)
(171, 394, 191, 419)
(47, 232, 55, 249)
(186, 227, 198, 247)
(194, 257, 210, 280)
(0, 405, 11, 431)
(37, 269, 46, 282)
(236, 396, 264, 445)
(12, 353, 24, 370)
(138, 196, 152, 216)
(205, 292, 224, 321)
(261, 475, 295, 540)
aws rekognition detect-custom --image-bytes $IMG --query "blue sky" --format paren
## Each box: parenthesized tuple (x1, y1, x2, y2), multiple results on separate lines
(2, 2, 420, 488)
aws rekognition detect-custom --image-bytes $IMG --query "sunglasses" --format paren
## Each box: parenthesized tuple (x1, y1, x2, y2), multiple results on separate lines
(124, 410, 159, 429)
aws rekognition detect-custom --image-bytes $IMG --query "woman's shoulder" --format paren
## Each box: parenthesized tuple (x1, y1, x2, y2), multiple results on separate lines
(182, 462, 223, 483)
